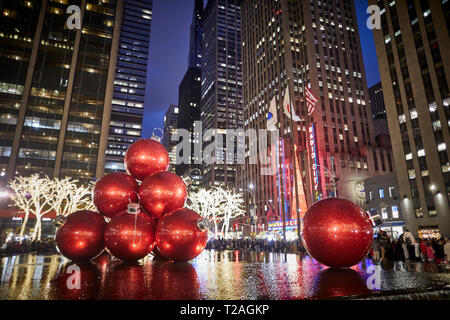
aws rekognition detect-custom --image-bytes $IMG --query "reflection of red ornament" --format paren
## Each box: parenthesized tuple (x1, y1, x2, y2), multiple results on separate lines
(139, 171, 187, 219)
(315, 268, 371, 298)
(124, 139, 169, 181)
(56, 211, 106, 261)
(302, 198, 373, 268)
(150, 260, 200, 299)
(155, 208, 208, 262)
(104, 205, 156, 261)
(56, 262, 100, 299)
(93, 173, 138, 218)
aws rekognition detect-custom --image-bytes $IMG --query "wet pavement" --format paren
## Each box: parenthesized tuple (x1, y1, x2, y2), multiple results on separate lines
(0, 250, 449, 300)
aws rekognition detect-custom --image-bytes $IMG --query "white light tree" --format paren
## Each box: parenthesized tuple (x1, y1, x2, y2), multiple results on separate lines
(187, 186, 245, 239)
(8, 174, 56, 240)
(44, 177, 95, 217)
(8, 175, 96, 240)
(8, 175, 34, 237)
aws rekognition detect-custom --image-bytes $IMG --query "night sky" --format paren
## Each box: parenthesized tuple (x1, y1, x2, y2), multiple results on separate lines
(142, 0, 381, 138)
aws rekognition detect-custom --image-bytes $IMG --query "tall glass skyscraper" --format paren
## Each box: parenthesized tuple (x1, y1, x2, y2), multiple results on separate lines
(104, 0, 153, 174)
(201, 0, 243, 188)
(0, 0, 152, 183)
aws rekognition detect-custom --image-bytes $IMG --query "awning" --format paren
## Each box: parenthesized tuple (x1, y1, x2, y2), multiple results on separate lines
(380, 221, 405, 227)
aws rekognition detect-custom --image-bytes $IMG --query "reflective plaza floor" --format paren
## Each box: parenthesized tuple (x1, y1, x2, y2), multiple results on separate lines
(0, 250, 449, 300)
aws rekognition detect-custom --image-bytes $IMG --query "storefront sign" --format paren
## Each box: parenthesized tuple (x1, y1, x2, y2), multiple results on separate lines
(309, 123, 320, 200)
(268, 219, 298, 231)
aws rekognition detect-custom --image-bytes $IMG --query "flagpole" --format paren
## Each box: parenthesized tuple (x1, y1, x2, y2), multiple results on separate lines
(286, 79, 302, 242)
(302, 80, 314, 207)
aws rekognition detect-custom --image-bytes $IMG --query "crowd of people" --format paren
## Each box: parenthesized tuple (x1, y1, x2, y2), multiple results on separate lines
(0, 237, 57, 255)
(370, 229, 450, 264)
(1, 228, 449, 265)
(206, 238, 308, 255)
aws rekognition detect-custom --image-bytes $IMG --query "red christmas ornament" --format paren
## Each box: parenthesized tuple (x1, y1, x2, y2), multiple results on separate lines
(93, 172, 138, 219)
(302, 198, 373, 268)
(56, 210, 106, 261)
(155, 208, 208, 262)
(124, 139, 170, 181)
(139, 171, 187, 219)
(104, 204, 156, 261)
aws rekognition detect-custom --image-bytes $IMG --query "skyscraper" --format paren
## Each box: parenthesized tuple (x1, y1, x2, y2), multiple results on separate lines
(0, 0, 153, 183)
(177, 67, 202, 184)
(188, 0, 204, 68)
(176, 0, 204, 191)
(104, 0, 153, 174)
(369, 82, 386, 120)
(0, 0, 121, 183)
(201, 0, 243, 188)
(370, 0, 449, 236)
(240, 0, 389, 231)
(163, 104, 179, 173)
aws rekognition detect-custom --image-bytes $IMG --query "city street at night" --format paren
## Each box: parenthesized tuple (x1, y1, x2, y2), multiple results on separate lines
(1, 251, 449, 300)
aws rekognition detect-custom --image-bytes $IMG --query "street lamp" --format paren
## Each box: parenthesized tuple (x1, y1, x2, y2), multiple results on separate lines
(239, 184, 257, 234)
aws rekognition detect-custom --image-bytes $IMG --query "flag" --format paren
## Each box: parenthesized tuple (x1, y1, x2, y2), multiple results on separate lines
(283, 87, 301, 122)
(267, 96, 277, 131)
(305, 86, 318, 116)
(291, 144, 308, 220)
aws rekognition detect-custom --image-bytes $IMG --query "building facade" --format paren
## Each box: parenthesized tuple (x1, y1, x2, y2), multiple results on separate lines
(0, 0, 152, 183)
(201, 0, 243, 188)
(369, 82, 386, 120)
(176, 67, 202, 190)
(240, 0, 391, 234)
(370, 0, 450, 237)
(188, 0, 204, 69)
(364, 173, 404, 239)
(174, 0, 204, 191)
(104, 0, 153, 174)
(163, 104, 179, 173)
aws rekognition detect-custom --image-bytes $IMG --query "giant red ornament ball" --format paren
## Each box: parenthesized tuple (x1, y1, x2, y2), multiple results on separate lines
(93, 172, 139, 219)
(302, 198, 373, 268)
(139, 171, 187, 219)
(56, 210, 107, 261)
(155, 208, 208, 262)
(104, 205, 156, 261)
(124, 139, 170, 181)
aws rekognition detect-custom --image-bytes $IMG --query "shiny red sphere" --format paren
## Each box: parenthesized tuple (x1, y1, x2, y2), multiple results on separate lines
(93, 173, 139, 219)
(302, 198, 373, 268)
(104, 210, 156, 261)
(155, 208, 208, 262)
(124, 139, 170, 181)
(56, 211, 107, 261)
(139, 171, 187, 219)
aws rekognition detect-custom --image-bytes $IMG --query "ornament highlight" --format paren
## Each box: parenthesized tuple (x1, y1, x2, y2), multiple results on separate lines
(155, 208, 208, 262)
(139, 171, 187, 219)
(104, 204, 156, 261)
(302, 198, 373, 268)
(93, 172, 138, 218)
(56, 210, 106, 261)
(124, 139, 169, 181)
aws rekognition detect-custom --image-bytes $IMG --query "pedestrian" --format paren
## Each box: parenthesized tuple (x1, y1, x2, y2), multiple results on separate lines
(395, 235, 405, 261)
(403, 228, 416, 261)
(426, 240, 435, 263)
(433, 238, 445, 264)
(443, 238, 450, 263)
(419, 238, 428, 262)
(380, 231, 391, 260)
(371, 234, 381, 262)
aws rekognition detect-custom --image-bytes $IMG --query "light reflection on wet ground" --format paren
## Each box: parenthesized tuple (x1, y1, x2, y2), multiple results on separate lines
(0, 250, 449, 300)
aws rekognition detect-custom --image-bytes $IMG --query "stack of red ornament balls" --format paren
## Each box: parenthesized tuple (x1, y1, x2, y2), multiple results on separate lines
(55, 138, 209, 262)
